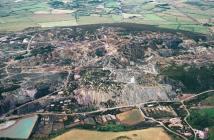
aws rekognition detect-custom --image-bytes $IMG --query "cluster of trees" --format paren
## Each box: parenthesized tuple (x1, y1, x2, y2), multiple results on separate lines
(79, 121, 134, 132)
(0, 84, 20, 99)
(48, 0, 65, 9)
(96, 122, 131, 132)
(31, 45, 54, 56)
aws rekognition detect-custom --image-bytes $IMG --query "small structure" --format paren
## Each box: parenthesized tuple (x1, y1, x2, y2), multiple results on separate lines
(22, 38, 29, 44)
(74, 119, 80, 123)
(168, 118, 183, 129)
(101, 115, 107, 124)
(196, 129, 209, 140)
(183, 132, 192, 137)
(74, 74, 81, 80)
(169, 118, 182, 124)
(58, 91, 64, 95)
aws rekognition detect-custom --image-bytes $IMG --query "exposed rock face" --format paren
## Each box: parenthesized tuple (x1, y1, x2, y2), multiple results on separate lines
(119, 84, 173, 105)
(74, 84, 174, 107)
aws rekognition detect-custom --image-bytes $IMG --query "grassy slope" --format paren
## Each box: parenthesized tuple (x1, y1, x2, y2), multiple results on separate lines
(161, 65, 214, 93)
(201, 95, 214, 106)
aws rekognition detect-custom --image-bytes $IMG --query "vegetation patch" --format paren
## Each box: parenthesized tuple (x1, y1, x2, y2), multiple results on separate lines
(188, 108, 214, 140)
(201, 95, 214, 106)
(30, 45, 54, 56)
(96, 122, 133, 132)
(188, 108, 214, 129)
(161, 64, 214, 93)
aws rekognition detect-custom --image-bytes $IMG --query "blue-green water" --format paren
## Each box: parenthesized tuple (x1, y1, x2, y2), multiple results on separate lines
(0, 115, 38, 139)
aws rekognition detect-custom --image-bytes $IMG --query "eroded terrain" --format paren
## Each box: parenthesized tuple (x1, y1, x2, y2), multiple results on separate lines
(0, 24, 213, 117)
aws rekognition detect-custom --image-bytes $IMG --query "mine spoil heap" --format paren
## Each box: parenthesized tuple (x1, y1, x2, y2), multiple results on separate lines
(0, 25, 213, 116)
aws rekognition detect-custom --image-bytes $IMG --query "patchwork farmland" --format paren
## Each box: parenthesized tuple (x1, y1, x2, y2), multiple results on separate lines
(0, 0, 213, 34)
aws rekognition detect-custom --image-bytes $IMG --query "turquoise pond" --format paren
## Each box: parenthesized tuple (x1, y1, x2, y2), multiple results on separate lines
(0, 115, 38, 139)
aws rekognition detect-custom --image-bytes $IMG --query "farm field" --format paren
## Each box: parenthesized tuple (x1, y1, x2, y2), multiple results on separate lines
(53, 128, 172, 140)
(0, 0, 213, 34)
(116, 109, 145, 125)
